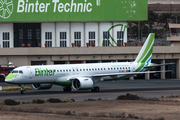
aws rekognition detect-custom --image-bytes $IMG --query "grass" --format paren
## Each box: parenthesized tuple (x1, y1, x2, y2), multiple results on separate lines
(2, 86, 32, 91)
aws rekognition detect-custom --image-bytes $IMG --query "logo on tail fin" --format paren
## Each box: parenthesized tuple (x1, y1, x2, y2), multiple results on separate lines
(135, 33, 155, 64)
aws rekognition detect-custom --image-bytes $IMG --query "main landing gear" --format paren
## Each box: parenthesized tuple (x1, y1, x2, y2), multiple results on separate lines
(63, 86, 72, 92)
(91, 86, 100, 92)
(20, 85, 26, 94)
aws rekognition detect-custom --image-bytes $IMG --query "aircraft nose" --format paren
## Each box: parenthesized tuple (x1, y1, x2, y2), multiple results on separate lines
(5, 77, 14, 83)
(5, 74, 18, 83)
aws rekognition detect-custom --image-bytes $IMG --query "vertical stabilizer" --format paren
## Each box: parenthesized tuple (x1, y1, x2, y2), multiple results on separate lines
(135, 33, 155, 63)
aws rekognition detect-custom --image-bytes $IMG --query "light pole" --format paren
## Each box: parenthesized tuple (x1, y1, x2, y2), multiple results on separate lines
(4, 57, 9, 66)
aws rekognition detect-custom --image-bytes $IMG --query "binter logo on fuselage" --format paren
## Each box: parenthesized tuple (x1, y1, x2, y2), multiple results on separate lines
(35, 68, 55, 76)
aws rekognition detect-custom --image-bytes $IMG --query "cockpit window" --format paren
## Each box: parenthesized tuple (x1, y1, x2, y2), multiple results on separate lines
(12, 70, 18, 73)
(19, 70, 23, 74)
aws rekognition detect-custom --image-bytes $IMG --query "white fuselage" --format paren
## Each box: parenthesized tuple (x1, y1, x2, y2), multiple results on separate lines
(6, 62, 137, 85)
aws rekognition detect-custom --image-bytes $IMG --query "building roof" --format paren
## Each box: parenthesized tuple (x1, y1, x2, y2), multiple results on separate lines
(148, 0, 180, 4)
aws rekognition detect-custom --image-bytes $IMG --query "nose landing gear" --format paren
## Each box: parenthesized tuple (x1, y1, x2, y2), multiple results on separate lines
(20, 85, 26, 94)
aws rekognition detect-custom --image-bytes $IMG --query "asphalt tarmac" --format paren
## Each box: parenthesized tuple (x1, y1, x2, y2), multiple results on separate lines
(1, 79, 180, 102)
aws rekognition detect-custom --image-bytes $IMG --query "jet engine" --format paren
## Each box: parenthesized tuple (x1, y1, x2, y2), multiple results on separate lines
(72, 77, 93, 90)
(32, 84, 53, 90)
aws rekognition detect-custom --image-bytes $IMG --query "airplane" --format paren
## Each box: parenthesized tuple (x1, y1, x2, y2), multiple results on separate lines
(5, 33, 171, 94)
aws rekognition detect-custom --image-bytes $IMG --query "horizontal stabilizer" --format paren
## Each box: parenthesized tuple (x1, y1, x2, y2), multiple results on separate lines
(144, 63, 175, 68)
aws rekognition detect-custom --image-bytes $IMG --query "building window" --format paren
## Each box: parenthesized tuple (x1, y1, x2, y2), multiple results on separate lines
(89, 31, 95, 46)
(74, 32, 81, 47)
(45, 32, 52, 47)
(19, 29, 23, 40)
(60, 32, 67, 47)
(117, 31, 123, 46)
(36, 29, 41, 44)
(103, 31, 109, 46)
(19, 29, 23, 46)
(28, 29, 32, 39)
(3, 32, 10, 48)
(27, 29, 32, 44)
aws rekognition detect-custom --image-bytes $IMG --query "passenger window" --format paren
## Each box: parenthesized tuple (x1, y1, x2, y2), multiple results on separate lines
(63, 70, 65, 72)
(98, 68, 100, 70)
(101, 68, 103, 70)
(86, 69, 88, 71)
(69, 69, 71, 72)
(104, 68, 105, 70)
(114, 68, 116, 70)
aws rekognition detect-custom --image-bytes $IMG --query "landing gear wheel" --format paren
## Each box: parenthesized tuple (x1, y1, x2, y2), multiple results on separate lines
(63, 86, 72, 92)
(63, 87, 67, 92)
(20, 90, 26, 94)
(91, 88, 95, 92)
(91, 86, 100, 92)
(20, 85, 26, 94)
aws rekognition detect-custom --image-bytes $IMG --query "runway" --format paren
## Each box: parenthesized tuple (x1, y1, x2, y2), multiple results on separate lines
(1, 79, 180, 102)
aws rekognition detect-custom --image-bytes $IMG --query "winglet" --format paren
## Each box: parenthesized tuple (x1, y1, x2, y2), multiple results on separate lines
(135, 33, 155, 63)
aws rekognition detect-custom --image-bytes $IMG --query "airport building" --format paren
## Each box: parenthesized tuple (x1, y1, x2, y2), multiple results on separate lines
(0, 0, 179, 79)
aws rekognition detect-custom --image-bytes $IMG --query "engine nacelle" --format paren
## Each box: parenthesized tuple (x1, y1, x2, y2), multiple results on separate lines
(72, 77, 93, 90)
(32, 84, 53, 90)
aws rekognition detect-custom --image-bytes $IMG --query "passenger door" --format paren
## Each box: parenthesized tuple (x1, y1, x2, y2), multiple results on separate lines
(27, 67, 33, 79)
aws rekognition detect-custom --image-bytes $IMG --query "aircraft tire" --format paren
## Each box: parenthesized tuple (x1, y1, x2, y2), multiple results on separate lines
(63, 86, 72, 92)
(66, 86, 72, 92)
(63, 87, 67, 92)
(94, 86, 100, 92)
(20, 90, 26, 94)
(91, 86, 100, 92)
(91, 88, 95, 92)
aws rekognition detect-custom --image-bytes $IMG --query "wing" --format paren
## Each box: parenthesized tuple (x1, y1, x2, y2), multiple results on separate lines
(92, 70, 172, 77)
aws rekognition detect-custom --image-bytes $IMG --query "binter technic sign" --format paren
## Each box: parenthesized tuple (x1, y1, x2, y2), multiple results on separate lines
(0, 0, 148, 22)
